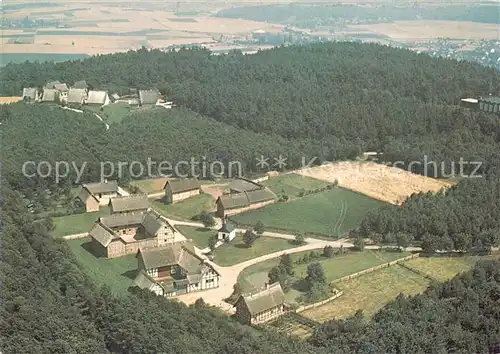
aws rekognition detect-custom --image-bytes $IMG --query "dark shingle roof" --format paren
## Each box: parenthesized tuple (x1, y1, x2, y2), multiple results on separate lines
(44, 80, 61, 89)
(246, 189, 276, 204)
(137, 242, 201, 272)
(89, 223, 116, 247)
(54, 83, 69, 92)
(110, 195, 150, 213)
(100, 213, 144, 228)
(238, 283, 285, 316)
(22, 88, 38, 100)
(87, 90, 108, 105)
(217, 189, 276, 210)
(219, 220, 235, 233)
(142, 209, 168, 236)
(83, 180, 119, 195)
(41, 89, 57, 102)
(134, 269, 158, 290)
(67, 88, 87, 103)
(229, 178, 262, 193)
(73, 80, 88, 89)
(165, 179, 201, 194)
(139, 89, 159, 105)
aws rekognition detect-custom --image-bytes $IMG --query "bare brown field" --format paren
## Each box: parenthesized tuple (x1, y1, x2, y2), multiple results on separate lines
(0, 97, 23, 104)
(350, 21, 500, 41)
(295, 161, 453, 205)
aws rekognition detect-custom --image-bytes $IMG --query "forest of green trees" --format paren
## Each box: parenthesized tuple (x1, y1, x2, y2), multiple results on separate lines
(1, 43, 500, 353)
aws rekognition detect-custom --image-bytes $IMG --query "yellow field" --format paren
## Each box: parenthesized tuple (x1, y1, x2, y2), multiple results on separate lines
(301, 266, 430, 322)
(296, 161, 452, 205)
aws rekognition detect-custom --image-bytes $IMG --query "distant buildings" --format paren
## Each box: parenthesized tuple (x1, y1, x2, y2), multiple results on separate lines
(216, 189, 276, 218)
(460, 96, 500, 114)
(78, 180, 120, 212)
(164, 179, 202, 204)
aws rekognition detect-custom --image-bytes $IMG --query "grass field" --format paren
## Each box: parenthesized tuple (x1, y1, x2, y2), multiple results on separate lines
(232, 187, 385, 237)
(213, 234, 297, 266)
(301, 266, 430, 322)
(151, 194, 215, 220)
(238, 250, 412, 303)
(263, 173, 332, 197)
(102, 103, 131, 124)
(404, 255, 499, 282)
(130, 177, 168, 194)
(52, 206, 110, 237)
(65, 237, 137, 295)
(175, 225, 214, 249)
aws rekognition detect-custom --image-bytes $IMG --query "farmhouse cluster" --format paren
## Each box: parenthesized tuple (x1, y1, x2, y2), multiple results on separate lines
(22, 80, 173, 108)
(74, 176, 292, 324)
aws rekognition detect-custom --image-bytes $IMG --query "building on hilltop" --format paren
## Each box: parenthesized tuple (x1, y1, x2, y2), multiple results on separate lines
(163, 179, 201, 204)
(54, 83, 69, 100)
(217, 217, 236, 242)
(234, 282, 286, 324)
(86, 90, 110, 106)
(40, 89, 58, 103)
(228, 178, 263, 194)
(479, 96, 500, 114)
(73, 80, 88, 89)
(109, 194, 150, 215)
(216, 189, 276, 218)
(67, 88, 88, 105)
(89, 209, 176, 258)
(139, 89, 160, 106)
(78, 180, 120, 212)
(134, 242, 220, 296)
(44, 80, 61, 89)
(22, 87, 38, 102)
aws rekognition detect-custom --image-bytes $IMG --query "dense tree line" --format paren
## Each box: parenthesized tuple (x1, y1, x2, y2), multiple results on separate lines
(2, 44, 499, 177)
(359, 174, 500, 252)
(309, 259, 500, 353)
(0, 184, 324, 354)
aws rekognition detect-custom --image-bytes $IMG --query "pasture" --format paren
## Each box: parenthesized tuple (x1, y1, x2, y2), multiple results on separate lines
(52, 206, 110, 237)
(231, 187, 385, 237)
(212, 234, 297, 266)
(101, 102, 131, 124)
(262, 173, 332, 197)
(65, 237, 137, 295)
(176, 225, 214, 249)
(151, 194, 215, 220)
(130, 177, 168, 194)
(238, 250, 412, 303)
(301, 265, 430, 322)
(403, 255, 499, 282)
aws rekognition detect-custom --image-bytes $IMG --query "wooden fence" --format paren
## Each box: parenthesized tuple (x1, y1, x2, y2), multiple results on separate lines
(331, 253, 420, 284)
(295, 289, 343, 314)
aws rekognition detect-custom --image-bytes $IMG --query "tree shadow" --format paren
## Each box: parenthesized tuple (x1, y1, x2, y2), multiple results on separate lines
(196, 227, 211, 232)
(234, 243, 250, 249)
(81, 241, 105, 258)
(121, 269, 138, 280)
(291, 279, 309, 293)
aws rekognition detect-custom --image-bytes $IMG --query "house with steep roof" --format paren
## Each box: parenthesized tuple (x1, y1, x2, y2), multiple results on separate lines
(89, 209, 176, 258)
(67, 88, 88, 105)
(73, 80, 88, 89)
(216, 189, 276, 217)
(40, 89, 58, 103)
(217, 217, 236, 242)
(44, 80, 61, 89)
(228, 178, 264, 193)
(139, 89, 160, 106)
(234, 282, 286, 324)
(163, 179, 201, 204)
(109, 194, 150, 214)
(479, 96, 500, 114)
(22, 87, 38, 102)
(54, 83, 69, 100)
(134, 242, 220, 296)
(86, 90, 110, 106)
(78, 180, 120, 212)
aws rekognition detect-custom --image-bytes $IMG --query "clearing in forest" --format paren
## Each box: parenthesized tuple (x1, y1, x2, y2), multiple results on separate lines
(232, 187, 385, 237)
(301, 265, 430, 322)
(295, 161, 452, 205)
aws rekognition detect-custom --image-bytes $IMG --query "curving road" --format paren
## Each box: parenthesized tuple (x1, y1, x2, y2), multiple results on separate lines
(166, 217, 421, 311)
